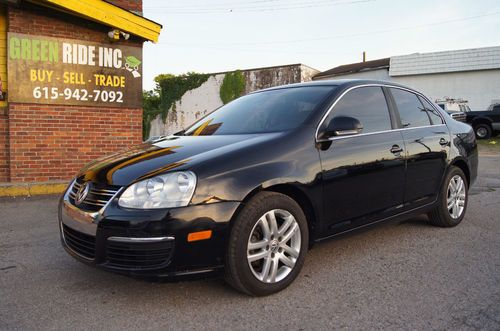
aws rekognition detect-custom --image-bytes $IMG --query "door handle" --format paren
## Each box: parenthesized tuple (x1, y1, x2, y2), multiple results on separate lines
(439, 138, 449, 146)
(390, 145, 403, 154)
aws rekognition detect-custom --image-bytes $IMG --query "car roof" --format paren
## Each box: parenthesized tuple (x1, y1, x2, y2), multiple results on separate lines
(252, 79, 418, 93)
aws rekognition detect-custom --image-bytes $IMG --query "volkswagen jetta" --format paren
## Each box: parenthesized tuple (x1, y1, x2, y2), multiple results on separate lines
(59, 80, 477, 296)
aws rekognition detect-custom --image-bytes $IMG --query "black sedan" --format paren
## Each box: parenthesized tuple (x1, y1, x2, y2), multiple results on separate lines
(59, 80, 478, 296)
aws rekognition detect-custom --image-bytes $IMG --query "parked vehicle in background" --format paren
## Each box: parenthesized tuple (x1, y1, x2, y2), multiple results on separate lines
(436, 98, 469, 122)
(465, 103, 500, 139)
(447, 111, 466, 123)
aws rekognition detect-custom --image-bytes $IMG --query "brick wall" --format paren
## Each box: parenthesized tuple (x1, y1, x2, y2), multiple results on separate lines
(0, 2, 144, 183)
(8, 104, 141, 182)
(108, 0, 143, 14)
(0, 114, 8, 182)
(7, 4, 143, 45)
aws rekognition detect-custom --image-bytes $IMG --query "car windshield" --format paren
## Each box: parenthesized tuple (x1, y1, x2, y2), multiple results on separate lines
(183, 86, 335, 135)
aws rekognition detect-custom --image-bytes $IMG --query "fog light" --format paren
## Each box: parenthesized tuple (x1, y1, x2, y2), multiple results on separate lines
(187, 230, 212, 242)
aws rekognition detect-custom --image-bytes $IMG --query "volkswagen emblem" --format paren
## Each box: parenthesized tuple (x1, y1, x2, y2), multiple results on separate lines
(74, 182, 90, 206)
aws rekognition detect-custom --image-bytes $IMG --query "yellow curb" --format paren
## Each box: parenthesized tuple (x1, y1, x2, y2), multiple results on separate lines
(0, 182, 68, 197)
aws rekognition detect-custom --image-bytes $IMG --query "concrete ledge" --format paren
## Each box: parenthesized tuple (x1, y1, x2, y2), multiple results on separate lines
(0, 181, 68, 197)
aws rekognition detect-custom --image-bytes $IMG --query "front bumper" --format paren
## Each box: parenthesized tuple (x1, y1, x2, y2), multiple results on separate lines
(59, 185, 240, 278)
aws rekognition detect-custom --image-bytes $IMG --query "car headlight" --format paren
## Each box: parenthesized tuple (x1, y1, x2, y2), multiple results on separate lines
(118, 171, 197, 209)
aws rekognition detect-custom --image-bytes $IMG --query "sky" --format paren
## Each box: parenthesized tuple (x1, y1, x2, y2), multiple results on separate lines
(142, 0, 500, 91)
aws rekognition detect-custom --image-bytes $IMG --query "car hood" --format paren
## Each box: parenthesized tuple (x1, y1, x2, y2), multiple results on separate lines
(77, 133, 280, 186)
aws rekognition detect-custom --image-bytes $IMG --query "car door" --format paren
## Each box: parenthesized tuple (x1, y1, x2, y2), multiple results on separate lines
(388, 88, 450, 209)
(317, 86, 406, 235)
(492, 105, 500, 132)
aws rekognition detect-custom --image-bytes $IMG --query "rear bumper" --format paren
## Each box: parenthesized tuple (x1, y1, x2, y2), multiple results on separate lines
(59, 190, 240, 278)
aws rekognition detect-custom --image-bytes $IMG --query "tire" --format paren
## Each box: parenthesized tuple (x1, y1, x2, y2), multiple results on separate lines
(428, 166, 468, 227)
(225, 191, 308, 296)
(474, 123, 492, 139)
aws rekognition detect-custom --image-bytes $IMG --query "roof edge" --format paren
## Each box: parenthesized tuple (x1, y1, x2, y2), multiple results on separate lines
(29, 0, 162, 42)
(314, 58, 390, 79)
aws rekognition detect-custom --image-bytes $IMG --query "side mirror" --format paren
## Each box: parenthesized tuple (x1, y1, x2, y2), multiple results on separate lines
(323, 116, 363, 138)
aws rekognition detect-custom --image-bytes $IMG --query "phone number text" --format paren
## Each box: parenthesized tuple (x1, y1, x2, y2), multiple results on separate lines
(33, 87, 124, 103)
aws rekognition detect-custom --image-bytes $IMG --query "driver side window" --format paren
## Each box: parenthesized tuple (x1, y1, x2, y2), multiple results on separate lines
(325, 86, 392, 134)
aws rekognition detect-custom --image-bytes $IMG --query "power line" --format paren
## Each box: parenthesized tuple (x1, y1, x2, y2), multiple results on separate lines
(147, 0, 287, 10)
(156, 10, 500, 48)
(152, 41, 345, 55)
(147, 0, 374, 14)
(148, 0, 361, 10)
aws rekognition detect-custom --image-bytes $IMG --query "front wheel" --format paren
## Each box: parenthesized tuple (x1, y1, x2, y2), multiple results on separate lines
(428, 166, 468, 227)
(225, 192, 308, 296)
(474, 123, 492, 139)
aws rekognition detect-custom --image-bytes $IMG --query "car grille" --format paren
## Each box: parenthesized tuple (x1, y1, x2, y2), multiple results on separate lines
(62, 224, 96, 260)
(450, 112, 466, 122)
(68, 178, 121, 212)
(106, 239, 175, 270)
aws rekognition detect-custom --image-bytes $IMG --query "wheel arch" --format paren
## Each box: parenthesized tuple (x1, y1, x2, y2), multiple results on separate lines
(472, 117, 493, 128)
(450, 158, 470, 186)
(233, 184, 319, 246)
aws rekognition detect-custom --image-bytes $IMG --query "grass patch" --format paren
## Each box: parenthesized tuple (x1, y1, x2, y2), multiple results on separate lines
(477, 135, 500, 154)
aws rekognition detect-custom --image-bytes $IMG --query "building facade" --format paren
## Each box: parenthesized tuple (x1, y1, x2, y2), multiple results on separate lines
(314, 46, 500, 111)
(149, 64, 319, 137)
(0, 0, 160, 185)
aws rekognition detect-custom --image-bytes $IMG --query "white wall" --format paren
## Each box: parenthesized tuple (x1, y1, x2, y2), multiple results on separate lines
(390, 46, 500, 77)
(300, 65, 321, 82)
(149, 74, 225, 137)
(392, 70, 500, 110)
(315, 68, 500, 110)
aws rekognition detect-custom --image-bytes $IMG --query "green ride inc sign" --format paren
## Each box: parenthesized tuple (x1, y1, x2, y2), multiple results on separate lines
(7, 32, 142, 108)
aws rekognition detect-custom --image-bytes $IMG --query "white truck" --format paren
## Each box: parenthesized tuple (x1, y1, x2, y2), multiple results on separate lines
(435, 98, 469, 122)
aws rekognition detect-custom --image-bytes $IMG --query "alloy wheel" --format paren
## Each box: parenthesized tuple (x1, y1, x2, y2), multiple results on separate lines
(476, 127, 487, 138)
(447, 175, 466, 219)
(247, 209, 301, 283)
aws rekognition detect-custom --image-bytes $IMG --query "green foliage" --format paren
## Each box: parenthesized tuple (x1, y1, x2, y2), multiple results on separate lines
(142, 72, 210, 138)
(142, 90, 161, 139)
(220, 70, 245, 104)
(157, 72, 210, 121)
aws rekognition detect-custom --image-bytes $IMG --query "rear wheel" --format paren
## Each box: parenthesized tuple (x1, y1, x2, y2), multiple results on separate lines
(225, 192, 308, 296)
(474, 123, 492, 139)
(428, 166, 468, 227)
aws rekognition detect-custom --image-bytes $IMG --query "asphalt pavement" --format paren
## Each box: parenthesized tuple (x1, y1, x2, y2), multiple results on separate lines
(1, 155, 499, 330)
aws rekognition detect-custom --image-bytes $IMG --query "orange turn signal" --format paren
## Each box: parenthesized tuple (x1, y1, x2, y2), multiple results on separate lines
(187, 230, 212, 242)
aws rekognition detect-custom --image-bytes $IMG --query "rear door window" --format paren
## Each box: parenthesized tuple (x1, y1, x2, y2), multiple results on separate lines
(390, 88, 431, 128)
(418, 96, 444, 125)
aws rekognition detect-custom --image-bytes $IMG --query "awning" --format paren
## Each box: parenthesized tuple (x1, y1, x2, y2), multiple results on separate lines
(29, 0, 162, 42)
